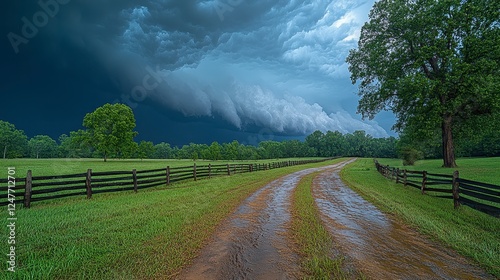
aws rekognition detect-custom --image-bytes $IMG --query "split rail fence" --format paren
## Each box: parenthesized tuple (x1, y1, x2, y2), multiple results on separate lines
(1, 159, 334, 208)
(374, 160, 500, 217)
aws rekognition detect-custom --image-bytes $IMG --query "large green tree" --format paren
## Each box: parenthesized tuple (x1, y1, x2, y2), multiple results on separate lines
(0, 120, 28, 158)
(346, 0, 500, 167)
(83, 104, 138, 162)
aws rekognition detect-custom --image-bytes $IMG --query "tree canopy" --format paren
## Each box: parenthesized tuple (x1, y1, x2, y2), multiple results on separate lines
(346, 0, 500, 167)
(0, 120, 28, 159)
(83, 103, 138, 161)
(28, 135, 58, 158)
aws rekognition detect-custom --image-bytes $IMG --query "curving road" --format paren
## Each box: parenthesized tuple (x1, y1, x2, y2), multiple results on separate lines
(177, 161, 352, 279)
(177, 159, 493, 279)
(312, 164, 494, 280)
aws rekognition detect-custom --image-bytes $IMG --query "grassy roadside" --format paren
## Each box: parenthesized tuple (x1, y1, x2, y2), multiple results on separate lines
(1, 160, 337, 279)
(290, 171, 360, 279)
(340, 158, 500, 277)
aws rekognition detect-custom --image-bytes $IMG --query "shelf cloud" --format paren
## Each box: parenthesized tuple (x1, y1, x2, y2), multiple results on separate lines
(2, 0, 394, 142)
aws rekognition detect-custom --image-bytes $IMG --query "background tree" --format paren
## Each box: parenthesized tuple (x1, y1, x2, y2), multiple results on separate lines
(258, 141, 284, 159)
(58, 134, 72, 158)
(305, 130, 325, 157)
(58, 132, 93, 158)
(0, 120, 28, 158)
(28, 135, 58, 158)
(83, 103, 138, 162)
(347, 0, 500, 167)
(206, 141, 222, 160)
(69, 130, 93, 158)
(239, 144, 258, 160)
(136, 141, 155, 160)
(153, 142, 173, 159)
(454, 111, 500, 157)
(347, 131, 372, 157)
(222, 140, 240, 160)
(322, 131, 347, 157)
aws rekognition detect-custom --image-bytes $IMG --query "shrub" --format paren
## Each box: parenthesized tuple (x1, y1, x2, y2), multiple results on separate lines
(399, 147, 423, 166)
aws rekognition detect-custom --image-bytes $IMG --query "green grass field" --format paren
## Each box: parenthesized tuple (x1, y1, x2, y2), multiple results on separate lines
(341, 158, 500, 277)
(0, 159, 336, 280)
(0, 158, 325, 178)
(374, 157, 500, 185)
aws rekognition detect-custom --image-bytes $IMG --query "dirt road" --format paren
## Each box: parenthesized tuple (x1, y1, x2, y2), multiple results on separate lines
(312, 167, 493, 279)
(177, 161, 352, 279)
(177, 159, 492, 279)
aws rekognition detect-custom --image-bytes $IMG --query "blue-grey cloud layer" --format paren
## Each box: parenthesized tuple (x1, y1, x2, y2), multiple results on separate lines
(3, 0, 394, 140)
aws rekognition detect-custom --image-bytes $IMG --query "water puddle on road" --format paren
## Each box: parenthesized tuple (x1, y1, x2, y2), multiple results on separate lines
(177, 161, 351, 280)
(313, 170, 494, 279)
(177, 170, 305, 279)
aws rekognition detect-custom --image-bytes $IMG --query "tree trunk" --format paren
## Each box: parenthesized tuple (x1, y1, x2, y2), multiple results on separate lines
(104, 152, 107, 162)
(3, 145, 6, 159)
(441, 115, 457, 168)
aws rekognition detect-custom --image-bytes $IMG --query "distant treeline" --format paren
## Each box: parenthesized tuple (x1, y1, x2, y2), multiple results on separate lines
(0, 120, 397, 160)
(3, 115, 498, 161)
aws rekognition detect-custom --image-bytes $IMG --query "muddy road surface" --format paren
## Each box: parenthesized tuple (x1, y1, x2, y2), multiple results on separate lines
(177, 159, 492, 279)
(177, 160, 355, 280)
(313, 168, 494, 280)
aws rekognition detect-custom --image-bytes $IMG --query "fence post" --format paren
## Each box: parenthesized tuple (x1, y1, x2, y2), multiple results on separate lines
(227, 164, 231, 176)
(85, 169, 92, 199)
(208, 164, 212, 178)
(452, 170, 460, 209)
(24, 170, 33, 208)
(421, 171, 427, 194)
(403, 169, 407, 187)
(194, 163, 197, 181)
(166, 166, 170, 186)
(396, 168, 400, 184)
(249, 164, 253, 172)
(133, 169, 138, 193)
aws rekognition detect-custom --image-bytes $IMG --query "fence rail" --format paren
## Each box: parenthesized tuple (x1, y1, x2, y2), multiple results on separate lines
(374, 160, 500, 217)
(0, 158, 335, 208)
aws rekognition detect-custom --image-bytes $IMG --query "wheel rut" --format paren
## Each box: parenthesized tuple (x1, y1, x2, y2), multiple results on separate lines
(312, 164, 494, 280)
(177, 160, 350, 280)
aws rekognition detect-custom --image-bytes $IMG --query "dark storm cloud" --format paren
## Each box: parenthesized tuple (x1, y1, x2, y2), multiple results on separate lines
(2, 0, 394, 143)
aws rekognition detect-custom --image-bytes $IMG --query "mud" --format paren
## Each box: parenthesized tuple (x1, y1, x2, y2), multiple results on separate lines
(177, 161, 352, 280)
(313, 168, 494, 280)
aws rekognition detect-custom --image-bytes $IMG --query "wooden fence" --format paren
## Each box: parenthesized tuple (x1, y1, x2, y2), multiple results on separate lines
(374, 160, 500, 217)
(0, 159, 333, 208)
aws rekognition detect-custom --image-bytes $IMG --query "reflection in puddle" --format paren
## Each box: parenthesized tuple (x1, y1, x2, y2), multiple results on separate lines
(179, 161, 353, 279)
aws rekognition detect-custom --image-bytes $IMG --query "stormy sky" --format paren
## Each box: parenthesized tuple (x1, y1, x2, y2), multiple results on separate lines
(1, 0, 395, 146)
